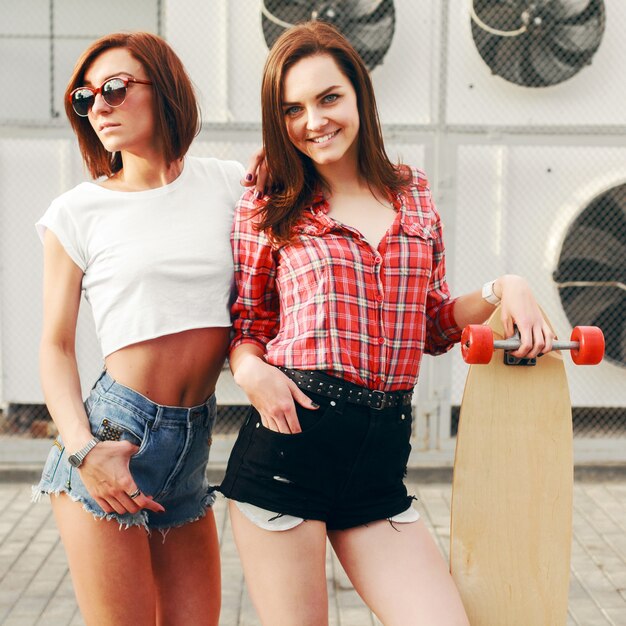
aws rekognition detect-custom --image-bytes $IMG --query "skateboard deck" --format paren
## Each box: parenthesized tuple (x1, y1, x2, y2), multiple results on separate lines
(450, 308, 573, 626)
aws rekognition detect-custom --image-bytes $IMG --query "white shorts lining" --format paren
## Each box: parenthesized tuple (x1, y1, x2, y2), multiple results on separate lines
(234, 500, 420, 531)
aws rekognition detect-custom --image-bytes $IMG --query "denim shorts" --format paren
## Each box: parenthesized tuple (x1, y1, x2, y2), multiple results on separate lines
(219, 383, 415, 531)
(33, 371, 217, 532)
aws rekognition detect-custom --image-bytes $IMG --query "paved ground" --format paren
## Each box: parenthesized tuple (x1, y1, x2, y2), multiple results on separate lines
(0, 436, 625, 625)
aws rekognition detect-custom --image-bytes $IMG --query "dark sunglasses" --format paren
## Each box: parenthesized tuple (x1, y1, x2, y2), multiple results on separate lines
(69, 76, 153, 117)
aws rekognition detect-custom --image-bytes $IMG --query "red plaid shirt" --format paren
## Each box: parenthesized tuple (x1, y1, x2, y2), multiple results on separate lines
(230, 167, 462, 392)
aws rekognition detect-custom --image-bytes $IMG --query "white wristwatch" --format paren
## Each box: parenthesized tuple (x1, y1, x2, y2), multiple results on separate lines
(481, 280, 501, 306)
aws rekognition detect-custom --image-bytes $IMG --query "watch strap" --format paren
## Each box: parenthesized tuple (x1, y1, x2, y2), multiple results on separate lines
(482, 280, 501, 306)
(68, 436, 100, 467)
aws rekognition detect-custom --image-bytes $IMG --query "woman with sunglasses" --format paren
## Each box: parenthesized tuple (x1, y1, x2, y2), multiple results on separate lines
(219, 21, 554, 625)
(33, 32, 243, 625)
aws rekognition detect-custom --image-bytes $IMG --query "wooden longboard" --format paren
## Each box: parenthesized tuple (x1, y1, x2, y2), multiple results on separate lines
(450, 307, 573, 626)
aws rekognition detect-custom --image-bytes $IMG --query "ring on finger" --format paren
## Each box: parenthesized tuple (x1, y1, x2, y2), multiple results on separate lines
(126, 488, 141, 499)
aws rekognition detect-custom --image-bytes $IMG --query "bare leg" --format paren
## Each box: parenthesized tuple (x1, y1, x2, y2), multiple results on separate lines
(51, 494, 156, 626)
(149, 510, 221, 626)
(228, 501, 329, 626)
(329, 519, 469, 626)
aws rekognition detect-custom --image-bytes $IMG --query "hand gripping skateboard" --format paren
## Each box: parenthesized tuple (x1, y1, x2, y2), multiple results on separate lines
(450, 308, 604, 626)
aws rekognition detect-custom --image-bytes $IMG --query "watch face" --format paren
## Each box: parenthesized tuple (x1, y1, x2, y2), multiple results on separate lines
(66, 438, 98, 468)
(67, 454, 81, 468)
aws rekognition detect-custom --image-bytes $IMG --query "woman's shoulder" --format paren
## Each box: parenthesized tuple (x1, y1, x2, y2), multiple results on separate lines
(186, 155, 245, 181)
(396, 165, 441, 226)
(186, 156, 245, 203)
(46, 181, 101, 214)
(234, 188, 265, 222)
(398, 164, 430, 189)
(36, 182, 99, 265)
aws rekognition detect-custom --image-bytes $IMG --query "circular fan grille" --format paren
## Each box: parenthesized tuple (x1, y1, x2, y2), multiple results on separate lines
(553, 183, 626, 367)
(261, 0, 395, 71)
(470, 0, 606, 87)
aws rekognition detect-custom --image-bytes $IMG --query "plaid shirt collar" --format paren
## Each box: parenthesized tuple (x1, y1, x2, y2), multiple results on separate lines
(293, 188, 431, 239)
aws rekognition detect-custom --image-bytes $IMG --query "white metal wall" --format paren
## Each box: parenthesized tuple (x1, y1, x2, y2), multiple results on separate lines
(0, 0, 624, 449)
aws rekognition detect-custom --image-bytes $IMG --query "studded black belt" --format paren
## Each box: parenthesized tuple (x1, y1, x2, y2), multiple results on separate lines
(277, 367, 413, 410)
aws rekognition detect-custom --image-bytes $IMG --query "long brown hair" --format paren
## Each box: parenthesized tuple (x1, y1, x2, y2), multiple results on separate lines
(258, 21, 409, 245)
(64, 31, 200, 179)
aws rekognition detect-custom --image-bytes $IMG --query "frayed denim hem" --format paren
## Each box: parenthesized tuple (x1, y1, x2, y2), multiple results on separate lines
(32, 485, 150, 533)
(31, 484, 217, 541)
(150, 491, 216, 542)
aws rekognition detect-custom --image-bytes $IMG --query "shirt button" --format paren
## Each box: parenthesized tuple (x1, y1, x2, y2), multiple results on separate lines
(378, 337, 385, 345)
(374, 256, 382, 264)
(376, 294, 384, 303)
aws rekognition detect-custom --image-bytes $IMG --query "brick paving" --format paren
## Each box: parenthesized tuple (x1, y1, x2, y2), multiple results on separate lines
(1, 476, 625, 625)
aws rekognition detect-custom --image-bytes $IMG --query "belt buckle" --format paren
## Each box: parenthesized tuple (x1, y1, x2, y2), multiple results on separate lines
(370, 390, 385, 410)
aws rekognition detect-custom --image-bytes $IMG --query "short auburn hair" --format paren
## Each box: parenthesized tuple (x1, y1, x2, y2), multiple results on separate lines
(258, 21, 409, 245)
(64, 31, 200, 179)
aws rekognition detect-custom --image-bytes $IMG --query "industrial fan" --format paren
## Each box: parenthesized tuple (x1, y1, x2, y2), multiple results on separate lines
(470, 0, 606, 87)
(260, 0, 396, 70)
(553, 183, 626, 367)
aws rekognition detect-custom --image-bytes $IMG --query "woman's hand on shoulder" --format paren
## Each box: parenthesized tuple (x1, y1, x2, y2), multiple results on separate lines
(241, 147, 268, 199)
(79, 441, 165, 515)
(233, 354, 318, 434)
(496, 274, 555, 359)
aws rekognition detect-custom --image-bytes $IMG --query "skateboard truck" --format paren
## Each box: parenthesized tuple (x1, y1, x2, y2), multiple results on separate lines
(461, 324, 605, 366)
(497, 330, 537, 366)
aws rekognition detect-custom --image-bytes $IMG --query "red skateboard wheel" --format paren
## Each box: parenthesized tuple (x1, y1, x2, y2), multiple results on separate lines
(570, 326, 605, 365)
(461, 325, 494, 364)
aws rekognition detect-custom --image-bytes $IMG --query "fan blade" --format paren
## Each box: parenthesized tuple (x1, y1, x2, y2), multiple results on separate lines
(345, 19, 394, 53)
(603, 186, 626, 221)
(471, 4, 525, 68)
(550, 0, 593, 21)
(583, 189, 626, 246)
(618, 319, 626, 363)
(556, 226, 626, 283)
(491, 36, 528, 84)
(555, 260, 620, 285)
(264, 0, 311, 24)
(265, 0, 309, 12)
(472, 29, 500, 66)
(594, 295, 626, 363)
(528, 38, 579, 85)
(473, 4, 525, 31)
(552, 21, 604, 54)
(308, 0, 392, 26)
(557, 285, 622, 325)
(346, 0, 388, 19)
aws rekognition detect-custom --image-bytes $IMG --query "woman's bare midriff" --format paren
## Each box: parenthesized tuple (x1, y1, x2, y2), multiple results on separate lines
(104, 327, 231, 407)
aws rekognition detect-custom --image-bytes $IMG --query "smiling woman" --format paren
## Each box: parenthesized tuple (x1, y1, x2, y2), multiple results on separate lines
(31, 31, 244, 626)
(219, 20, 555, 626)
(281, 55, 360, 169)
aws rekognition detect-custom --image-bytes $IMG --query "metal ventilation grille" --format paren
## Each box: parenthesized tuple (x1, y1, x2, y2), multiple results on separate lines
(470, 0, 606, 87)
(261, 0, 396, 70)
(553, 183, 626, 367)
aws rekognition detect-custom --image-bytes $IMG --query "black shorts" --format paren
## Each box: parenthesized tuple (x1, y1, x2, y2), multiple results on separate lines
(219, 385, 414, 531)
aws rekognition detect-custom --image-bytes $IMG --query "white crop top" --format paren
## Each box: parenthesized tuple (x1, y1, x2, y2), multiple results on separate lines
(36, 156, 245, 357)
